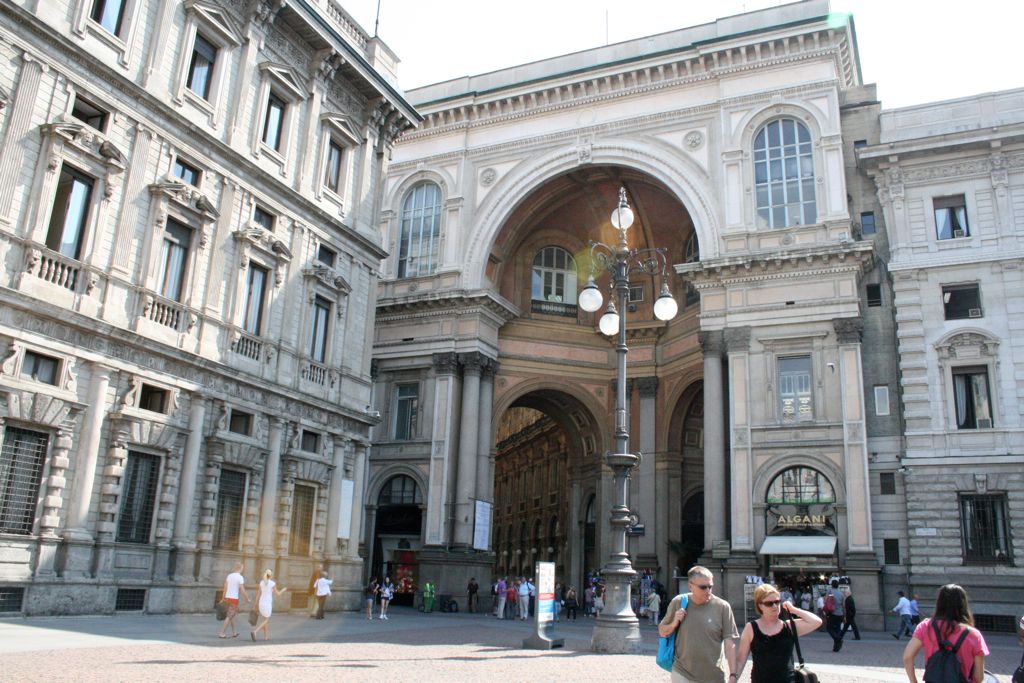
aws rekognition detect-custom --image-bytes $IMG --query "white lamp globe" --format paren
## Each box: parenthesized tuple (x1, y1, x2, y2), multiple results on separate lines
(578, 280, 603, 312)
(599, 309, 620, 336)
(610, 187, 635, 230)
(654, 292, 678, 321)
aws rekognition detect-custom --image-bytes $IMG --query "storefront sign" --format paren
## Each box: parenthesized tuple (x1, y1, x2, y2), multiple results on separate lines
(766, 503, 836, 535)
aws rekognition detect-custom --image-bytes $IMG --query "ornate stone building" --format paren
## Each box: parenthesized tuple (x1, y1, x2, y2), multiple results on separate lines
(0, 0, 416, 614)
(368, 0, 903, 627)
(859, 88, 1024, 631)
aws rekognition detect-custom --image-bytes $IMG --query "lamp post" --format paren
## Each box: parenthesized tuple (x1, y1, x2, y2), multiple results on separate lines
(579, 187, 677, 653)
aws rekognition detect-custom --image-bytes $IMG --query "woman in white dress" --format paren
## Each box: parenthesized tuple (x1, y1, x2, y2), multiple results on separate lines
(252, 569, 287, 641)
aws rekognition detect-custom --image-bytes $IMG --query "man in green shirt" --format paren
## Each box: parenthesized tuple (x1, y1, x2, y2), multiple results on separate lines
(659, 566, 739, 683)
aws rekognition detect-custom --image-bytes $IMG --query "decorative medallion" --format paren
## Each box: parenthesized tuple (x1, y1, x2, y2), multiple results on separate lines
(684, 131, 704, 149)
(480, 167, 497, 187)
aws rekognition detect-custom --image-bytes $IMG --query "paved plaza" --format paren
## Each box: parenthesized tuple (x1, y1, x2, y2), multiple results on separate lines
(0, 608, 1020, 682)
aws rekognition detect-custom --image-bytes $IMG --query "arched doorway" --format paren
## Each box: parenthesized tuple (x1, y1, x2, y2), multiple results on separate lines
(371, 474, 422, 606)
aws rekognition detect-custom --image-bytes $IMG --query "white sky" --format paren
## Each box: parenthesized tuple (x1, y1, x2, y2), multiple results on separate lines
(342, 0, 1021, 109)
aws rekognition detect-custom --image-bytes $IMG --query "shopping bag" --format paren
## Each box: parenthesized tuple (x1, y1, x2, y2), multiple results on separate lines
(655, 594, 688, 672)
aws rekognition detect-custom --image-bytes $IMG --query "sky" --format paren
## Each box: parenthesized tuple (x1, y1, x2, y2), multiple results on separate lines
(341, 0, 1021, 109)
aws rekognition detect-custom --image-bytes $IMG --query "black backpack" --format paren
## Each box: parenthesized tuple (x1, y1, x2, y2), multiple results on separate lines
(923, 620, 971, 683)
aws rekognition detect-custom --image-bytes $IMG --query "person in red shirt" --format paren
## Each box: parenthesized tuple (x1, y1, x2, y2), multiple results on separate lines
(902, 583, 989, 683)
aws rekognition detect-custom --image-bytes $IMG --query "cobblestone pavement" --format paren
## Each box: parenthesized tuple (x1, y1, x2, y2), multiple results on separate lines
(0, 609, 1020, 682)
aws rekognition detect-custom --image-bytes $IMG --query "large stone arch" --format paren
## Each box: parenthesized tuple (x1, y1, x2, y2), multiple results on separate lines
(463, 138, 721, 290)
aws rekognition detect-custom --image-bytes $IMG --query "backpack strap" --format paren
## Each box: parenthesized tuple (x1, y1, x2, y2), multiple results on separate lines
(932, 619, 971, 652)
(788, 611, 806, 666)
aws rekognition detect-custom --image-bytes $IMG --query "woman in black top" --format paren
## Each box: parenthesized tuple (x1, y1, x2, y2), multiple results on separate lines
(736, 584, 823, 683)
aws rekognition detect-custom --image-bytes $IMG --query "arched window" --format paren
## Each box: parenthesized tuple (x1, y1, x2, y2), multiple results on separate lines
(753, 118, 816, 229)
(397, 182, 442, 278)
(531, 246, 577, 312)
(765, 466, 834, 504)
(684, 233, 699, 263)
(377, 475, 422, 505)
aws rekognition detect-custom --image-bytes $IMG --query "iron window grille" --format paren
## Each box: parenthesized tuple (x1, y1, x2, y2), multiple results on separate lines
(116, 451, 160, 544)
(960, 494, 1012, 563)
(0, 427, 48, 535)
(288, 484, 316, 556)
(115, 588, 146, 611)
(0, 587, 25, 613)
(213, 469, 246, 550)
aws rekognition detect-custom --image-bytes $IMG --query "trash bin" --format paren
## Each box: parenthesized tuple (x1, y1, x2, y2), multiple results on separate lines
(422, 582, 436, 613)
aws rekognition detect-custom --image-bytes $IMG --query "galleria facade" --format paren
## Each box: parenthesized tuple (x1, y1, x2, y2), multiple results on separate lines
(0, 0, 1020, 630)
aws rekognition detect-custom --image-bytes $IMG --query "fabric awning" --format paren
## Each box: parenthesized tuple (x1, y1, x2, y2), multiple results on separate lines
(758, 536, 837, 556)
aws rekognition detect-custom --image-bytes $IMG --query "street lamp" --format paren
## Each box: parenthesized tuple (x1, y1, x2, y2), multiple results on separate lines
(579, 187, 677, 653)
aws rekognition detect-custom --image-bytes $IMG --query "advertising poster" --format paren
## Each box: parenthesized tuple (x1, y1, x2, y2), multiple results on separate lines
(536, 561, 555, 623)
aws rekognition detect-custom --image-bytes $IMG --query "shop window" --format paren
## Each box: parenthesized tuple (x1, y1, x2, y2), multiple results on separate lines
(213, 469, 246, 550)
(960, 494, 1012, 563)
(942, 284, 982, 319)
(934, 195, 969, 240)
(116, 451, 160, 544)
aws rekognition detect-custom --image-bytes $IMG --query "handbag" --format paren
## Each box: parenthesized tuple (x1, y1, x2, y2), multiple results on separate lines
(788, 611, 819, 683)
(656, 594, 688, 672)
(248, 608, 259, 626)
(215, 601, 227, 621)
(1012, 650, 1024, 683)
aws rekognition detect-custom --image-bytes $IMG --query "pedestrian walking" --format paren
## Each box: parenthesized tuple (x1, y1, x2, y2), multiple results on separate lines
(735, 584, 822, 683)
(893, 590, 915, 640)
(647, 590, 661, 625)
(314, 572, 333, 620)
(467, 577, 479, 613)
(518, 576, 531, 620)
(251, 569, 287, 641)
(379, 576, 395, 619)
(902, 583, 989, 683)
(495, 577, 507, 619)
(842, 590, 862, 640)
(527, 577, 536, 618)
(910, 593, 921, 625)
(553, 582, 563, 622)
(564, 586, 579, 620)
(825, 578, 846, 652)
(593, 583, 605, 617)
(306, 563, 323, 618)
(658, 565, 739, 683)
(217, 562, 249, 639)
(506, 582, 518, 620)
(584, 584, 595, 617)
(364, 577, 378, 620)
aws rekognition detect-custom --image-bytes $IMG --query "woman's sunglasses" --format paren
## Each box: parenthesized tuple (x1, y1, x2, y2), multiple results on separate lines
(760, 600, 781, 607)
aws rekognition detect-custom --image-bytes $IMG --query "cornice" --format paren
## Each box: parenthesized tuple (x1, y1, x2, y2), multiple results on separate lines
(376, 290, 520, 324)
(677, 241, 874, 286)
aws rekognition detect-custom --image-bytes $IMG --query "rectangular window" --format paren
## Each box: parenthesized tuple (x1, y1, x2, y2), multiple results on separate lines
(71, 94, 109, 131)
(628, 285, 645, 302)
(394, 383, 419, 440)
(228, 410, 252, 436)
(934, 195, 969, 240)
(262, 91, 286, 151)
(243, 264, 268, 335)
(883, 538, 900, 565)
(866, 283, 882, 308)
(156, 218, 191, 302)
(324, 139, 343, 192)
(778, 356, 812, 422)
(46, 165, 94, 260)
(253, 206, 275, 232)
(172, 159, 201, 187)
(21, 351, 60, 385)
(952, 365, 992, 429)
(116, 451, 160, 544)
(288, 483, 315, 556)
(880, 472, 897, 496)
(300, 430, 320, 453)
(309, 296, 330, 363)
(317, 244, 336, 268)
(943, 284, 982, 320)
(186, 33, 217, 100)
(860, 211, 876, 235)
(0, 427, 48, 535)
(874, 385, 890, 416)
(853, 139, 868, 149)
(960, 494, 1012, 563)
(213, 469, 246, 550)
(90, 0, 125, 35)
(138, 384, 168, 414)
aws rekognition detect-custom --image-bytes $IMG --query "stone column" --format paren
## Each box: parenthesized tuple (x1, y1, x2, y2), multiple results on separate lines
(834, 318, 874, 553)
(635, 377, 658, 560)
(725, 326, 754, 553)
(425, 352, 458, 546)
(36, 426, 73, 577)
(324, 435, 348, 558)
(475, 359, 496, 506)
(258, 417, 286, 554)
(454, 352, 482, 547)
(349, 441, 368, 560)
(172, 394, 207, 580)
(0, 54, 44, 221)
(698, 330, 726, 554)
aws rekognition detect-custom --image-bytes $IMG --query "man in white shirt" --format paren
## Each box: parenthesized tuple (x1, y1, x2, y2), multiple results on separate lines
(314, 573, 333, 620)
(891, 590, 913, 639)
(218, 562, 249, 638)
(518, 577, 531, 620)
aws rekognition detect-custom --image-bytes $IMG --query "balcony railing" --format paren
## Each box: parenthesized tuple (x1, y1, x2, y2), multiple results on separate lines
(233, 332, 264, 361)
(142, 294, 193, 333)
(531, 299, 578, 318)
(33, 249, 81, 292)
(302, 360, 327, 386)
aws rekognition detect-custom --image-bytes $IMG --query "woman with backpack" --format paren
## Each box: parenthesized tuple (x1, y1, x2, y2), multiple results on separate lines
(902, 583, 990, 683)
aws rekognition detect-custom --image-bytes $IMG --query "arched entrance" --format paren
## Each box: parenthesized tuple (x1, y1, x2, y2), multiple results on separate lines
(371, 474, 423, 606)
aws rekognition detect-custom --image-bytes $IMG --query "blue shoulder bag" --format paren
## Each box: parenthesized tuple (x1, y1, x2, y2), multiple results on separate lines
(656, 593, 688, 672)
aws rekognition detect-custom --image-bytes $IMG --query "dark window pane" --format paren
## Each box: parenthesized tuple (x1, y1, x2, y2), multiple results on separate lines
(880, 472, 896, 496)
(960, 495, 1012, 562)
(943, 284, 981, 320)
(324, 140, 343, 191)
(288, 484, 315, 556)
(952, 366, 992, 429)
(317, 245, 336, 268)
(883, 538, 900, 565)
(173, 159, 200, 186)
(309, 297, 330, 362)
(394, 384, 419, 440)
(262, 92, 286, 150)
(116, 452, 160, 543)
(253, 206, 275, 231)
(213, 469, 246, 550)
(187, 34, 217, 99)
(860, 212, 876, 235)
(91, 0, 125, 35)
(21, 351, 60, 385)
(228, 410, 252, 435)
(71, 95, 108, 131)
(866, 284, 882, 307)
(138, 384, 168, 413)
(243, 265, 267, 335)
(46, 166, 94, 260)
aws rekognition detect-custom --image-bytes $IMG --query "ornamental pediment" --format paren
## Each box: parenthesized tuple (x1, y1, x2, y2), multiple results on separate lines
(149, 179, 219, 220)
(40, 118, 126, 172)
(935, 331, 999, 359)
(232, 225, 292, 260)
(259, 61, 308, 101)
(184, 0, 243, 46)
(303, 265, 350, 294)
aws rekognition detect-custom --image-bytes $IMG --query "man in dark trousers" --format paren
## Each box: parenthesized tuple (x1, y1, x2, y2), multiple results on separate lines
(467, 577, 479, 613)
(841, 589, 861, 640)
(825, 579, 846, 652)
